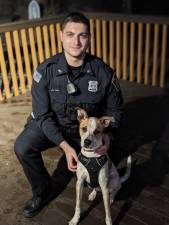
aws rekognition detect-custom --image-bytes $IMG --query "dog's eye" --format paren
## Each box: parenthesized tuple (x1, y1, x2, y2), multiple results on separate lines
(94, 129, 100, 135)
(82, 126, 87, 132)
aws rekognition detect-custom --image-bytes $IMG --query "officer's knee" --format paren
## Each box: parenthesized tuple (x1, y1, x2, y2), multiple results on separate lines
(14, 137, 31, 160)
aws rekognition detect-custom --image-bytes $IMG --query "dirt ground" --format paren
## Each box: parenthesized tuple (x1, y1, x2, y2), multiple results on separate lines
(0, 92, 74, 225)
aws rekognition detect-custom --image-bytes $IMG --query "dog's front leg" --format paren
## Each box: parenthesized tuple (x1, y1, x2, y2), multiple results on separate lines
(99, 167, 112, 225)
(69, 178, 84, 225)
(100, 184, 112, 225)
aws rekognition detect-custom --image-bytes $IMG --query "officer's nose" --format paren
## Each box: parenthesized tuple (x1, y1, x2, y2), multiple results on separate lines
(74, 36, 80, 46)
(84, 139, 91, 147)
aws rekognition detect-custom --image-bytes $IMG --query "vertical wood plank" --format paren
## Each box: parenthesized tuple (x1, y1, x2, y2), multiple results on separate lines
(0, 36, 11, 98)
(109, 20, 115, 70)
(123, 21, 128, 80)
(42, 25, 50, 59)
(5, 31, 19, 96)
(160, 24, 167, 87)
(90, 18, 95, 55)
(21, 29, 32, 90)
(0, 90, 4, 101)
(13, 30, 26, 94)
(152, 24, 159, 86)
(136, 22, 143, 83)
(129, 22, 135, 82)
(116, 21, 121, 79)
(144, 23, 150, 85)
(56, 23, 62, 53)
(102, 19, 107, 63)
(49, 24, 57, 56)
(28, 27, 38, 71)
(36, 26, 44, 63)
(96, 19, 101, 58)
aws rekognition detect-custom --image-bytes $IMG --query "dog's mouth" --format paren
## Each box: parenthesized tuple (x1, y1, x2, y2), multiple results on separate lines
(83, 143, 92, 151)
(83, 142, 103, 152)
(83, 147, 94, 152)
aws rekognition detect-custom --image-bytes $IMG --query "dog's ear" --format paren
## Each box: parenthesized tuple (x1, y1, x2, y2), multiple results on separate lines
(76, 107, 88, 122)
(99, 116, 115, 128)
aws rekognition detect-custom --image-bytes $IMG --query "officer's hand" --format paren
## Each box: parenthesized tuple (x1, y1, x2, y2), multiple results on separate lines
(59, 141, 79, 172)
(95, 134, 110, 155)
(65, 147, 79, 172)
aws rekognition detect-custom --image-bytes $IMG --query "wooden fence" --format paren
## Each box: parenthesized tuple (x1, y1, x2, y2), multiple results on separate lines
(0, 13, 168, 101)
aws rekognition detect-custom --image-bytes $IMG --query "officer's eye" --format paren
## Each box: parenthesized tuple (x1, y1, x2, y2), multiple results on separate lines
(82, 126, 87, 132)
(80, 33, 89, 39)
(66, 32, 74, 37)
(93, 129, 100, 135)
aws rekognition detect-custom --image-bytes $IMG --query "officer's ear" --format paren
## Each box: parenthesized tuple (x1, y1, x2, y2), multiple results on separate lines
(76, 107, 88, 122)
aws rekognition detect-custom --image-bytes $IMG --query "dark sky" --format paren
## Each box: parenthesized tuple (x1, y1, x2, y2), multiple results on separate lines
(132, 0, 169, 15)
(0, 0, 168, 23)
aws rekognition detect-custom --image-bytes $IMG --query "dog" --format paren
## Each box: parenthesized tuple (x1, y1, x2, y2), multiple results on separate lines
(69, 108, 131, 225)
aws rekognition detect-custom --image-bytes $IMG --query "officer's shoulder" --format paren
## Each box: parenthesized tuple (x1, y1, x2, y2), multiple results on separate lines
(88, 54, 115, 78)
(36, 53, 61, 73)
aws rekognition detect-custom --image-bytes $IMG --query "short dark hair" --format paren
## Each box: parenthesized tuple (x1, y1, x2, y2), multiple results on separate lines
(61, 12, 90, 33)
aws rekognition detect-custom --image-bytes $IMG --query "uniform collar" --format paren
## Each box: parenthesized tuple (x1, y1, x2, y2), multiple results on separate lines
(55, 52, 95, 77)
(55, 53, 69, 76)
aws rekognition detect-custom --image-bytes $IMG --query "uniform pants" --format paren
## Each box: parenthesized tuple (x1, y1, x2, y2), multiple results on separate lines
(14, 119, 81, 197)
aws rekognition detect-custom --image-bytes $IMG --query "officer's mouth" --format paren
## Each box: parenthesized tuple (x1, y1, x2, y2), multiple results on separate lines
(71, 46, 82, 50)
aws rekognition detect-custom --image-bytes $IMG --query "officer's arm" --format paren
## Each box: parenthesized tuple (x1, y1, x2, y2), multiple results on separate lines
(31, 69, 64, 145)
(103, 70, 123, 138)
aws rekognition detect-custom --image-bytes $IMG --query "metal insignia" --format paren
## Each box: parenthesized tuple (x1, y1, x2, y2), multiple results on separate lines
(88, 81, 98, 92)
(33, 70, 42, 83)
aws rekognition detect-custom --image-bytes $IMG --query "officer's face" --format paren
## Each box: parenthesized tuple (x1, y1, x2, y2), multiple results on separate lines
(60, 22, 89, 60)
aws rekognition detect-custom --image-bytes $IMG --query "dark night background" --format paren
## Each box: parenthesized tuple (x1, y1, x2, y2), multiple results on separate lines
(0, 0, 169, 23)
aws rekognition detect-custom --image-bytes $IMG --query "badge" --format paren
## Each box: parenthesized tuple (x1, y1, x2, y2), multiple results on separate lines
(88, 81, 98, 92)
(33, 70, 42, 83)
(112, 73, 120, 92)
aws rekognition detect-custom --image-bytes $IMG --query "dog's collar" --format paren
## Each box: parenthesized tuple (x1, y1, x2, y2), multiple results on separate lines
(82, 148, 94, 152)
(78, 153, 108, 166)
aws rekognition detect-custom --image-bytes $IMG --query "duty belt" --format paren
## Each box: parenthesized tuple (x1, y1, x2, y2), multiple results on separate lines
(78, 153, 108, 188)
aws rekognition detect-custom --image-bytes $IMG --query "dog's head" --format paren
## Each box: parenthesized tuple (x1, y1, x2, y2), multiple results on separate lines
(76, 107, 115, 151)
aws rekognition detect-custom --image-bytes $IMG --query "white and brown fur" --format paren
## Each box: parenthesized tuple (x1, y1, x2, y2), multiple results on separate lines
(69, 108, 131, 225)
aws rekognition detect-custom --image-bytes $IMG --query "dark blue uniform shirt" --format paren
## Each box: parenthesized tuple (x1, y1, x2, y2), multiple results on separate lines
(31, 52, 123, 145)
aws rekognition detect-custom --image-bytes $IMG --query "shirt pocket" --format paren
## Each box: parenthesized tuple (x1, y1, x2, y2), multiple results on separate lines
(49, 90, 66, 114)
(76, 91, 104, 117)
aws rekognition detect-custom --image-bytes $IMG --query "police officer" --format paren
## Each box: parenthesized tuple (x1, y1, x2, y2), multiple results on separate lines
(14, 12, 123, 218)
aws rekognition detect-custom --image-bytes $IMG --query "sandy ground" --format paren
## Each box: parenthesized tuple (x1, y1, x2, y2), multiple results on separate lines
(0, 93, 72, 225)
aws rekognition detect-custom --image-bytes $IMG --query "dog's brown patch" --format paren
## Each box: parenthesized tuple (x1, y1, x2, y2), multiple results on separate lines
(79, 118, 89, 136)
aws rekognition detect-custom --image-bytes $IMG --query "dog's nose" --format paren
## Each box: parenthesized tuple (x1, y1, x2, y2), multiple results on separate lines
(84, 139, 91, 147)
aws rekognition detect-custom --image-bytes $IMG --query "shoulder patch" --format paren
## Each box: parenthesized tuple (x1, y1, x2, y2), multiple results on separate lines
(33, 70, 42, 83)
(112, 72, 120, 92)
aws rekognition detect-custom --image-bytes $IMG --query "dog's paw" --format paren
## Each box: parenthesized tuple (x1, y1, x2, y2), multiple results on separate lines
(88, 189, 97, 201)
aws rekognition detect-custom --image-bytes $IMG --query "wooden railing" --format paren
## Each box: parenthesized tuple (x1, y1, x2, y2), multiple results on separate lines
(0, 13, 168, 101)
